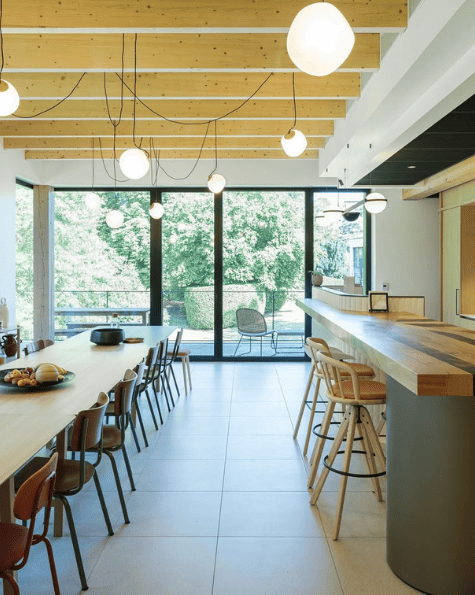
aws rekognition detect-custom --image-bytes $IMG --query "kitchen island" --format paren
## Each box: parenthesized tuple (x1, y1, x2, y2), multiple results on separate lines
(298, 294, 475, 595)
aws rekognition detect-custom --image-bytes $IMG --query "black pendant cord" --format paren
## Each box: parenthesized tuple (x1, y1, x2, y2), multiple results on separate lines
(98, 136, 130, 183)
(210, 120, 218, 175)
(104, 33, 126, 130)
(149, 138, 160, 187)
(0, 0, 5, 83)
(287, 71, 297, 135)
(132, 33, 144, 151)
(158, 121, 211, 180)
(91, 137, 95, 192)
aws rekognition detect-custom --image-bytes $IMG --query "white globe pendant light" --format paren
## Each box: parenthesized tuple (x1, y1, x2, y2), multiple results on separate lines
(208, 173, 226, 193)
(365, 192, 387, 214)
(281, 129, 307, 157)
(119, 148, 150, 179)
(149, 202, 164, 220)
(105, 209, 124, 229)
(287, 2, 355, 77)
(322, 206, 343, 223)
(84, 192, 101, 210)
(315, 213, 331, 227)
(0, 79, 20, 116)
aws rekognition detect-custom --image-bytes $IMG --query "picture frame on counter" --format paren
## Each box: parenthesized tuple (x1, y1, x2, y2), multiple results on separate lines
(369, 291, 389, 313)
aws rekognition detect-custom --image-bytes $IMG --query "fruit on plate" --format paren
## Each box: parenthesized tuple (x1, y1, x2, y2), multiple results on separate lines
(33, 362, 67, 375)
(35, 364, 59, 384)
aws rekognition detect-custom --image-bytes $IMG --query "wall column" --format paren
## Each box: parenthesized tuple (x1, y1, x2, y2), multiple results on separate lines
(33, 185, 54, 341)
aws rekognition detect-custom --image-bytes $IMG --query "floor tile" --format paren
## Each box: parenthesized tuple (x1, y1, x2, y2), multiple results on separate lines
(162, 416, 229, 435)
(219, 492, 326, 537)
(117, 491, 222, 536)
(231, 388, 284, 401)
(213, 537, 343, 595)
(230, 401, 289, 417)
(228, 416, 293, 435)
(135, 459, 225, 491)
(224, 459, 307, 492)
(87, 536, 216, 595)
(181, 388, 233, 400)
(149, 434, 228, 460)
(171, 399, 231, 416)
(226, 435, 302, 460)
(328, 538, 420, 594)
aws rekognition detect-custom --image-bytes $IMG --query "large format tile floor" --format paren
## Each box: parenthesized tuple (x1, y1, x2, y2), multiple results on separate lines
(17, 362, 419, 595)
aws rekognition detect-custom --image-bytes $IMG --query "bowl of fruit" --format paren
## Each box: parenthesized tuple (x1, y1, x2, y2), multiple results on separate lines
(0, 363, 76, 390)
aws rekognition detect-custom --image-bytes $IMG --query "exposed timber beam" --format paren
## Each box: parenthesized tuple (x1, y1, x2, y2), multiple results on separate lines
(25, 149, 319, 160)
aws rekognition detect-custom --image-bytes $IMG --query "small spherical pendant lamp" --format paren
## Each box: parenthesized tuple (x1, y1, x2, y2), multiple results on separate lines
(281, 129, 308, 157)
(105, 209, 124, 229)
(365, 192, 387, 214)
(119, 148, 150, 179)
(84, 192, 101, 210)
(287, 2, 355, 77)
(208, 173, 226, 194)
(149, 202, 164, 220)
(0, 79, 20, 116)
(322, 206, 343, 223)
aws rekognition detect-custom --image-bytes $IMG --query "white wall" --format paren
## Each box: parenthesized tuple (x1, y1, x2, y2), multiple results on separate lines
(0, 148, 43, 326)
(372, 187, 440, 319)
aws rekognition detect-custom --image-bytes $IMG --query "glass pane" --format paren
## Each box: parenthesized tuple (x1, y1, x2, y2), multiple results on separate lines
(15, 184, 34, 340)
(161, 192, 214, 356)
(54, 191, 151, 339)
(314, 191, 365, 292)
(223, 190, 306, 357)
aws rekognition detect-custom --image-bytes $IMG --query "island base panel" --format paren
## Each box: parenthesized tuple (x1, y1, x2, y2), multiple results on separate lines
(386, 376, 475, 595)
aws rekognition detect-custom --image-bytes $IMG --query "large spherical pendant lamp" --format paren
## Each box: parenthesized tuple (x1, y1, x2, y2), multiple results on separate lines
(322, 206, 343, 223)
(105, 209, 124, 229)
(119, 148, 150, 179)
(0, 79, 20, 116)
(208, 173, 226, 193)
(281, 129, 307, 157)
(315, 213, 331, 227)
(149, 202, 164, 220)
(84, 192, 101, 210)
(365, 192, 387, 214)
(287, 2, 355, 77)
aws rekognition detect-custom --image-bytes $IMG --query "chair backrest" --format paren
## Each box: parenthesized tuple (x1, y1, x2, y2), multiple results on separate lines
(145, 345, 158, 367)
(170, 329, 184, 361)
(317, 351, 361, 403)
(24, 340, 45, 355)
(70, 392, 109, 451)
(135, 361, 146, 387)
(44, 339, 54, 347)
(236, 308, 267, 334)
(14, 453, 58, 522)
(113, 370, 137, 417)
(156, 338, 169, 374)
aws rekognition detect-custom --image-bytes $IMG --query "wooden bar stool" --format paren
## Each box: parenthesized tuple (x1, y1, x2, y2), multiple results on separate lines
(309, 351, 386, 540)
(294, 337, 356, 456)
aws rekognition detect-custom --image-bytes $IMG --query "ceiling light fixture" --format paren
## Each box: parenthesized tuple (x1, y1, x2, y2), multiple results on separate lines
(149, 138, 164, 219)
(365, 192, 388, 214)
(106, 209, 124, 229)
(281, 73, 307, 158)
(208, 121, 226, 193)
(287, 1, 355, 77)
(408, 165, 416, 169)
(315, 213, 331, 227)
(323, 180, 344, 223)
(0, 0, 20, 116)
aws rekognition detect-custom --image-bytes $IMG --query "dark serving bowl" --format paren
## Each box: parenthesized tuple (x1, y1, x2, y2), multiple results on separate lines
(90, 327, 125, 345)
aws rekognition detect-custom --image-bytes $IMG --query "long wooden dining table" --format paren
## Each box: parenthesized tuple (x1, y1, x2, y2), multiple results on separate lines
(0, 325, 175, 594)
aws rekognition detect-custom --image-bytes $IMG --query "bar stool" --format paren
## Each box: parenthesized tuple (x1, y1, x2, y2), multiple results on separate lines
(294, 337, 356, 456)
(309, 351, 386, 540)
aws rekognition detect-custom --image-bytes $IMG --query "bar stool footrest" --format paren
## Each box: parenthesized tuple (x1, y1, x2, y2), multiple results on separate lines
(323, 450, 386, 479)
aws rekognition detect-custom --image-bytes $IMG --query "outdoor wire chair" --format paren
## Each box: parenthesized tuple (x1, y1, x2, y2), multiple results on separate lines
(234, 308, 276, 356)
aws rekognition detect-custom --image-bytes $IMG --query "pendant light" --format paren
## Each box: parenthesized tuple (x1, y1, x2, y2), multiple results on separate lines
(323, 182, 343, 223)
(149, 139, 164, 219)
(315, 213, 331, 227)
(0, 0, 20, 116)
(281, 73, 307, 158)
(119, 147, 150, 179)
(287, 1, 355, 77)
(365, 192, 387, 214)
(85, 138, 102, 209)
(208, 121, 226, 193)
(106, 209, 124, 229)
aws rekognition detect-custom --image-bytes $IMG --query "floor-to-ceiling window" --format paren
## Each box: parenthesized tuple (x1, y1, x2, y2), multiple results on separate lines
(15, 181, 34, 339)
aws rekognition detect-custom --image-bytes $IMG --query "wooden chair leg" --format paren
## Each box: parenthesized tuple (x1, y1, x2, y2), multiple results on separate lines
(357, 421, 383, 501)
(185, 355, 192, 390)
(308, 400, 336, 488)
(310, 409, 350, 505)
(375, 408, 386, 436)
(303, 377, 321, 457)
(182, 357, 188, 395)
(332, 407, 357, 540)
(293, 363, 316, 439)
(361, 408, 386, 472)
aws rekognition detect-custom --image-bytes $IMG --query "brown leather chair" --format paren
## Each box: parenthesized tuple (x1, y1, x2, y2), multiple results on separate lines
(0, 454, 60, 595)
(15, 392, 112, 592)
(23, 340, 45, 356)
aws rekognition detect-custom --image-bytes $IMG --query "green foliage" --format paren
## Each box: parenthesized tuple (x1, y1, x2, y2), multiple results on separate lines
(15, 185, 34, 339)
(319, 240, 347, 279)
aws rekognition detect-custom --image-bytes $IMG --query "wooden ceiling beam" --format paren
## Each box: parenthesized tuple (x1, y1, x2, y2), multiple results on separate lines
(4, 72, 361, 99)
(25, 149, 319, 160)
(2, 33, 379, 71)
(10, 99, 346, 120)
(0, 119, 334, 137)
(1, 1, 407, 30)
(4, 136, 326, 150)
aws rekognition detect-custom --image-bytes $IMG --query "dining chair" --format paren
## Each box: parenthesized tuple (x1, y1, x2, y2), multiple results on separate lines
(15, 392, 113, 591)
(155, 338, 175, 410)
(0, 454, 60, 595)
(23, 340, 45, 356)
(138, 345, 162, 427)
(165, 328, 184, 397)
(234, 308, 275, 356)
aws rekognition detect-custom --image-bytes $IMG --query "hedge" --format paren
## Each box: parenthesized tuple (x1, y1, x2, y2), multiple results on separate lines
(184, 284, 265, 330)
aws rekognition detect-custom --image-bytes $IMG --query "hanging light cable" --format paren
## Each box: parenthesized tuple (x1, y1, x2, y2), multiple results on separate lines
(208, 121, 226, 193)
(281, 72, 307, 158)
(365, 165, 388, 214)
(323, 180, 344, 223)
(85, 138, 102, 209)
(106, 129, 124, 229)
(287, 0, 355, 77)
(149, 138, 164, 220)
(0, 0, 19, 116)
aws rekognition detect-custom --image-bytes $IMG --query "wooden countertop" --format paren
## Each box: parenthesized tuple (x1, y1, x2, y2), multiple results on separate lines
(298, 298, 475, 397)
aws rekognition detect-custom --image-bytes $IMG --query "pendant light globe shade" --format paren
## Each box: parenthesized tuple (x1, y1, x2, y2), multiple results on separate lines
(0, 80, 20, 116)
(365, 192, 387, 214)
(105, 209, 124, 229)
(84, 192, 101, 210)
(208, 173, 226, 193)
(287, 2, 355, 77)
(315, 213, 331, 227)
(322, 206, 343, 223)
(119, 148, 150, 179)
(149, 202, 164, 220)
(281, 129, 307, 157)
